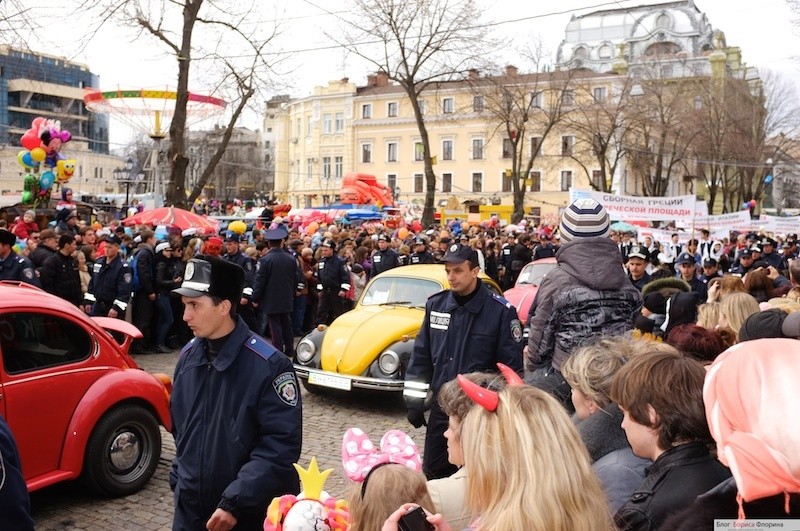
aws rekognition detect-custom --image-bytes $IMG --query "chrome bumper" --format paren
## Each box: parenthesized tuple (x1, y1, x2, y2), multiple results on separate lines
(293, 365, 404, 391)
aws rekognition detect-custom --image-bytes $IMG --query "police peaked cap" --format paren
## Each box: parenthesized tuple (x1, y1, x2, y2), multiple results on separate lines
(0, 230, 15, 246)
(173, 255, 244, 303)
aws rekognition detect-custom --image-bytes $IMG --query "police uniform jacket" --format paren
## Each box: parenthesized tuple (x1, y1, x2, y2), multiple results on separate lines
(0, 416, 34, 531)
(252, 248, 300, 314)
(404, 279, 524, 409)
(224, 250, 256, 300)
(316, 254, 350, 293)
(499, 242, 513, 269)
(410, 251, 434, 265)
(84, 255, 131, 314)
(628, 272, 651, 292)
(371, 248, 400, 276)
(169, 317, 302, 529)
(0, 251, 40, 287)
(40, 251, 82, 305)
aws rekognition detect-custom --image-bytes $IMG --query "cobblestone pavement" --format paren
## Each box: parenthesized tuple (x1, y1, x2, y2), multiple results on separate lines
(32, 349, 423, 530)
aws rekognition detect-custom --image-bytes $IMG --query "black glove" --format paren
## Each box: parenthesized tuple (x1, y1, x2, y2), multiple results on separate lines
(407, 408, 426, 428)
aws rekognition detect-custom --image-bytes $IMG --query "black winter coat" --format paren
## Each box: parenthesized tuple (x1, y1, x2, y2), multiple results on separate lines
(614, 442, 731, 531)
(40, 251, 82, 306)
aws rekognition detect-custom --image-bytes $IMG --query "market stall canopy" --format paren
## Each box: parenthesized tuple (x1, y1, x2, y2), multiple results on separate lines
(123, 206, 219, 234)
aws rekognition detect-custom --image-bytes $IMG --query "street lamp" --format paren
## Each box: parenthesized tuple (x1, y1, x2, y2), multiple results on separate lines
(114, 157, 136, 217)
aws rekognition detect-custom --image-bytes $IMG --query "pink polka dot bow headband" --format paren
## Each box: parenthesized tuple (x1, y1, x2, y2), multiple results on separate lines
(341, 428, 422, 482)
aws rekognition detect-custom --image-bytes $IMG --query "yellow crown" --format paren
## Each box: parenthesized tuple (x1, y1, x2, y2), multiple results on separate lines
(293, 457, 332, 500)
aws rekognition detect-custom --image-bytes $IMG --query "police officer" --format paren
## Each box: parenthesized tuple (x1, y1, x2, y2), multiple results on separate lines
(626, 245, 651, 292)
(0, 415, 34, 531)
(410, 238, 434, 264)
(700, 258, 723, 284)
(404, 243, 524, 480)
(83, 234, 131, 318)
(371, 234, 400, 277)
(760, 238, 785, 270)
(252, 227, 301, 357)
(314, 239, 350, 326)
(532, 233, 556, 260)
(498, 233, 515, 289)
(171, 255, 302, 530)
(729, 248, 762, 276)
(0, 229, 40, 287)
(223, 233, 258, 331)
(676, 252, 707, 301)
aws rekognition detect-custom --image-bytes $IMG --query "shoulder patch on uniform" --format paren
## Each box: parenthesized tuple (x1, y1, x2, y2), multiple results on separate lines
(510, 319, 523, 343)
(22, 268, 34, 279)
(123, 272, 132, 284)
(273, 371, 299, 406)
(245, 334, 278, 361)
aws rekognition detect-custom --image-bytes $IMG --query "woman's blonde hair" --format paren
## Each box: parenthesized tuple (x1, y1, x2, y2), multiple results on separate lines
(696, 302, 721, 329)
(720, 292, 760, 341)
(461, 385, 613, 531)
(347, 464, 433, 531)
(560, 339, 628, 408)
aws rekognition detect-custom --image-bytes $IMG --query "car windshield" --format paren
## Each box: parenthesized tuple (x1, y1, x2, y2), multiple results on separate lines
(516, 263, 556, 286)
(361, 276, 442, 307)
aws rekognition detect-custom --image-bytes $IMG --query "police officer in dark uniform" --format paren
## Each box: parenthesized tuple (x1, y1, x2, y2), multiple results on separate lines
(0, 415, 34, 531)
(404, 243, 524, 480)
(0, 229, 41, 287)
(728, 248, 762, 276)
(626, 245, 651, 292)
(532, 234, 556, 260)
(700, 258, 722, 284)
(675, 252, 708, 302)
(314, 239, 350, 326)
(223, 233, 258, 332)
(760, 238, 785, 270)
(410, 238, 434, 264)
(371, 234, 400, 278)
(498, 233, 516, 289)
(171, 256, 302, 530)
(83, 235, 131, 318)
(252, 227, 302, 357)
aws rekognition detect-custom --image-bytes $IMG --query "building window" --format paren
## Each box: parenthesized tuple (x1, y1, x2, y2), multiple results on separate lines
(418, 100, 426, 115)
(593, 87, 607, 102)
(472, 172, 483, 193)
(442, 173, 452, 193)
(442, 140, 453, 161)
(296, 118, 301, 137)
(414, 142, 424, 162)
(531, 136, 542, 157)
(502, 171, 512, 192)
(323, 113, 332, 134)
(387, 174, 397, 192)
(560, 170, 573, 191)
(322, 157, 332, 180)
(529, 206, 542, 226)
(334, 156, 343, 180)
(362, 104, 372, 119)
(561, 135, 574, 157)
(531, 92, 543, 108)
(306, 116, 313, 136)
(306, 158, 314, 181)
(592, 170, 603, 189)
(387, 142, 398, 162)
(598, 44, 613, 59)
(335, 112, 344, 132)
(472, 138, 484, 160)
(442, 97, 454, 114)
(473, 95, 484, 112)
(502, 138, 514, 158)
(361, 143, 372, 163)
(387, 102, 398, 117)
(414, 174, 424, 193)
(529, 171, 541, 192)
(562, 90, 574, 106)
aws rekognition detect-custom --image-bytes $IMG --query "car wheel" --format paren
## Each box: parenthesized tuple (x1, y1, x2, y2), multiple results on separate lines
(82, 405, 161, 497)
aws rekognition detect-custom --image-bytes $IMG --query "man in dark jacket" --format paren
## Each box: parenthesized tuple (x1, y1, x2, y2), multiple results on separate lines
(313, 239, 350, 326)
(223, 233, 258, 332)
(0, 415, 34, 531)
(171, 256, 302, 531)
(0, 229, 40, 287)
(252, 227, 302, 357)
(41, 233, 82, 306)
(404, 243, 524, 480)
(84, 235, 131, 318)
(30, 228, 57, 271)
(370, 233, 400, 277)
(410, 238, 434, 264)
(131, 229, 157, 353)
(527, 199, 642, 412)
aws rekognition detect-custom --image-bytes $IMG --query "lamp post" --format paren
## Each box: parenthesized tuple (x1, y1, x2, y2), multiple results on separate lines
(114, 158, 136, 218)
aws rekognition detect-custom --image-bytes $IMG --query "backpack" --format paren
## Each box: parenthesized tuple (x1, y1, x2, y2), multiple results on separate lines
(129, 249, 153, 292)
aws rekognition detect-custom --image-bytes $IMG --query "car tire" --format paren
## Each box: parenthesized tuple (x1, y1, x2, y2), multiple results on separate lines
(82, 405, 161, 497)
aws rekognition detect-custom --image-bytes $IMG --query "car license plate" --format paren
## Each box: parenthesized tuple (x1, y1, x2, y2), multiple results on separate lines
(308, 372, 352, 391)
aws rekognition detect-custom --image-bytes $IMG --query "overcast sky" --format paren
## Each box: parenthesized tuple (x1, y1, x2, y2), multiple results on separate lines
(32, 0, 800, 152)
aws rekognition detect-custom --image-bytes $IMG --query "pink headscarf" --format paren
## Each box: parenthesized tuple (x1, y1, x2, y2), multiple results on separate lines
(705, 338, 800, 516)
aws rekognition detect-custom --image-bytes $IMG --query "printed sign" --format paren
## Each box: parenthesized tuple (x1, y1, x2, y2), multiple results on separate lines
(569, 189, 696, 221)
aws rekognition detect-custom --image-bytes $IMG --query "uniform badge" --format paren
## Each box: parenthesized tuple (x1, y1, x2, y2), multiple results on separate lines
(430, 310, 450, 330)
(185, 262, 195, 280)
(273, 371, 299, 406)
(450, 244, 458, 252)
(511, 319, 523, 343)
(123, 273, 132, 284)
(23, 268, 34, 279)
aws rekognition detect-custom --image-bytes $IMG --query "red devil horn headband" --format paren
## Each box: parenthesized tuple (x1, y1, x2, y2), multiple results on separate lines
(457, 363, 524, 412)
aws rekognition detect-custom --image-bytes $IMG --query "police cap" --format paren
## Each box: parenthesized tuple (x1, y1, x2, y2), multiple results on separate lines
(628, 246, 649, 261)
(320, 239, 335, 249)
(377, 234, 390, 242)
(263, 226, 289, 241)
(0, 229, 15, 246)
(441, 243, 479, 266)
(106, 234, 123, 246)
(173, 255, 245, 303)
(675, 252, 695, 265)
(225, 233, 242, 243)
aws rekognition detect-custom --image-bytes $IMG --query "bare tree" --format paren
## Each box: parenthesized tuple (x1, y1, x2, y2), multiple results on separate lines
(329, 0, 488, 226)
(473, 62, 576, 222)
(79, 0, 282, 207)
(0, 1, 40, 48)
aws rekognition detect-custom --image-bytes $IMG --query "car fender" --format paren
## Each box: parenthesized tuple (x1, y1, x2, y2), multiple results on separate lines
(59, 369, 171, 475)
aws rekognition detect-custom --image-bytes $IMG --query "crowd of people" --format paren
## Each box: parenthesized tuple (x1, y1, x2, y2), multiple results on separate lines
(1, 193, 799, 531)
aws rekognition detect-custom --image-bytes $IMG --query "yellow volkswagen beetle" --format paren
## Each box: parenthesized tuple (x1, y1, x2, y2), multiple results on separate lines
(294, 264, 503, 393)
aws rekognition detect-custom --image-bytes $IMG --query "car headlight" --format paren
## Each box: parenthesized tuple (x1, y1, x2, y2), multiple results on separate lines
(378, 350, 400, 375)
(296, 339, 316, 364)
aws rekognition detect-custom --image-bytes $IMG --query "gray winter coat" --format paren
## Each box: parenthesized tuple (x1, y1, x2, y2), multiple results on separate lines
(527, 237, 642, 371)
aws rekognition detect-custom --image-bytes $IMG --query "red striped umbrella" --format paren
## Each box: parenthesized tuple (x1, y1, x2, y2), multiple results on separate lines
(122, 207, 219, 234)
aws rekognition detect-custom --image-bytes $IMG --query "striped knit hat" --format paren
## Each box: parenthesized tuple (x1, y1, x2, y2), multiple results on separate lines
(559, 198, 610, 242)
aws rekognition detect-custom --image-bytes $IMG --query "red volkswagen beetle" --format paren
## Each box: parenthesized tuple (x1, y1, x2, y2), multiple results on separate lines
(502, 257, 557, 322)
(0, 282, 172, 497)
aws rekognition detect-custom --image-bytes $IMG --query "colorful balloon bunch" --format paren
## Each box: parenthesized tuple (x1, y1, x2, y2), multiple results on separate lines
(742, 199, 758, 210)
(17, 117, 77, 205)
